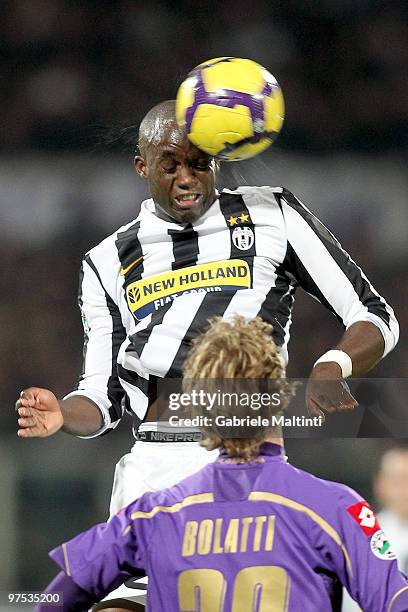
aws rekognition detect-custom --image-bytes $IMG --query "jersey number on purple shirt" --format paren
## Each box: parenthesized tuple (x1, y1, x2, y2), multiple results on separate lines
(178, 565, 290, 611)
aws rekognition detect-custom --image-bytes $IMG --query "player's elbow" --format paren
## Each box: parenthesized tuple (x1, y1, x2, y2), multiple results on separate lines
(388, 312, 399, 354)
(382, 308, 399, 357)
(374, 310, 399, 359)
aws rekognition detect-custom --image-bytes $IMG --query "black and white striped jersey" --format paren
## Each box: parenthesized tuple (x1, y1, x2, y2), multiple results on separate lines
(64, 186, 399, 437)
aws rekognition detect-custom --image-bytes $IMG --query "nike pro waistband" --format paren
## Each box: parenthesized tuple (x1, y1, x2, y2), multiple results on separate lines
(135, 431, 204, 443)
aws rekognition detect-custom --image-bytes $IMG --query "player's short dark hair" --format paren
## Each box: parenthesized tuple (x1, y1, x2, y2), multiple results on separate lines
(138, 100, 178, 157)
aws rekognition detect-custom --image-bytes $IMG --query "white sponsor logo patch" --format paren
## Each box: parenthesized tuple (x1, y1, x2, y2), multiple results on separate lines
(370, 529, 396, 560)
(358, 505, 376, 529)
(232, 226, 254, 251)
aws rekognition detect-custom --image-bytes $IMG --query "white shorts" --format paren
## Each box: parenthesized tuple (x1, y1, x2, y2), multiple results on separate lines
(101, 440, 219, 605)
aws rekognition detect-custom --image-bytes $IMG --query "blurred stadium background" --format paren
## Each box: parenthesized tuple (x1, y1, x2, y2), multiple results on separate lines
(1, 0, 407, 602)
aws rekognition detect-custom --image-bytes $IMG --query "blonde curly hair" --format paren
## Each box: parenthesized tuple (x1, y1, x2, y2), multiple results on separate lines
(183, 315, 293, 461)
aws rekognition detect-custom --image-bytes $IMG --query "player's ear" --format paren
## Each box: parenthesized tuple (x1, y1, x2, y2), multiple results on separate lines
(134, 156, 148, 179)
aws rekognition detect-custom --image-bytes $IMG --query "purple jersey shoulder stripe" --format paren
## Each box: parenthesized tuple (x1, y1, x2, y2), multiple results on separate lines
(129, 492, 214, 520)
(248, 491, 352, 573)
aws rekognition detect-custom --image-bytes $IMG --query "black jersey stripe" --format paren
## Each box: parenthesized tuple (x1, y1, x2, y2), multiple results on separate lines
(219, 192, 256, 267)
(84, 254, 126, 421)
(119, 361, 159, 433)
(271, 193, 341, 324)
(134, 377, 158, 435)
(286, 243, 341, 321)
(129, 303, 174, 358)
(117, 363, 148, 390)
(115, 220, 144, 322)
(117, 365, 147, 433)
(168, 224, 199, 270)
(115, 220, 144, 283)
(166, 291, 236, 377)
(278, 189, 391, 328)
(258, 258, 297, 347)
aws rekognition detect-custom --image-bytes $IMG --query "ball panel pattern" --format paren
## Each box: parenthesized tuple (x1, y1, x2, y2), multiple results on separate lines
(201, 58, 266, 95)
(189, 104, 253, 155)
(185, 69, 264, 137)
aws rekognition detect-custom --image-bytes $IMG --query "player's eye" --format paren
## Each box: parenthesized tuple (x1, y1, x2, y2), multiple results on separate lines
(190, 158, 212, 170)
(162, 162, 178, 173)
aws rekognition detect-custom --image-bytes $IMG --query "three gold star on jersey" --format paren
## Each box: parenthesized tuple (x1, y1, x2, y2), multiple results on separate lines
(227, 212, 250, 226)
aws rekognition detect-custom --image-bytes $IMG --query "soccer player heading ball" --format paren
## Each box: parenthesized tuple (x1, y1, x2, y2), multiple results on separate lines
(38, 317, 408, 611)
(17, 96, 398, 608)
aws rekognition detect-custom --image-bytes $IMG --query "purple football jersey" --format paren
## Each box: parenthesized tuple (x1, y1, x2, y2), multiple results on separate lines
(49, 443, 408, 611)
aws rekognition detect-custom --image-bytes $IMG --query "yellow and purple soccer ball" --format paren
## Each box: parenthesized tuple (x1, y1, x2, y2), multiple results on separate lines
(176, 57, 285, 161)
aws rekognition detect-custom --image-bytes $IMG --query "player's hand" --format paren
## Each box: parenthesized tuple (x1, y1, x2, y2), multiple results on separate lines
(306, 363, 358, 420)
(15, 387, 63, 438)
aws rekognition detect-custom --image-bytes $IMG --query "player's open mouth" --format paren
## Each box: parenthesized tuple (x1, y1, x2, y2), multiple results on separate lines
(174, 193, 202, 208)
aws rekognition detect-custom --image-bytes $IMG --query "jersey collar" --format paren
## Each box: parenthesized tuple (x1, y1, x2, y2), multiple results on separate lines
(258, 442, 286, 457)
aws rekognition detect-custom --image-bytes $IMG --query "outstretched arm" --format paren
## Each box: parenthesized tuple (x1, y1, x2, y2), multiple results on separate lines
(16, 254, 126, 439)
(16, 389, 103, 437)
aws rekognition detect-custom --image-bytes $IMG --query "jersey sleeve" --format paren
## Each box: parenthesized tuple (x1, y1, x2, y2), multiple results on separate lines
(48, 500, 148, 603)
(278, 188, 399, 358)
(316, 487, 408, 611)
(64, 254, 126, 438)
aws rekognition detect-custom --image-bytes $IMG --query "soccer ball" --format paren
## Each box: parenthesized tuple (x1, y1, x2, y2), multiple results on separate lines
(176, 57, 285, 161)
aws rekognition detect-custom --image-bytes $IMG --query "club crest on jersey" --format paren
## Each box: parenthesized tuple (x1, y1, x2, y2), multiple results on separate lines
(370, 529, 396, 560)
(232, 226, 255, 251)
(347, 501, 380, 536)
